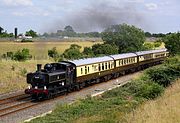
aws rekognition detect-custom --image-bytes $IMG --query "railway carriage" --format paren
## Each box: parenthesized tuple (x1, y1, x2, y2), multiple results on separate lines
(25, 48, 169, 100)
(136, 48, 168, 68)
(67, 56, 115, 85)
(110, 53, 138, 76)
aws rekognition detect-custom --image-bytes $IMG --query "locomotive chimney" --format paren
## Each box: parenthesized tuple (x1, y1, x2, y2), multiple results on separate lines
(14, 28, 18, 39)
(37, 64, 42, 72)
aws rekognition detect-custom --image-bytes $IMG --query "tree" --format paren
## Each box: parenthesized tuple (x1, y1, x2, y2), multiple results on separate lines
(63, 25, 76, 37)
(92, 43, 119, 56)
(25, 30, 38, 37)
(69, 44, 82, 50)
(164, 32, 180, 55)
(48, 47, 59, 61)
(0, 26, 3, 34)
(13, 48, 32, 61)
(143, 42, 154, 50)
(83, 47, 94, 57)
(102, 24, 145, 53)
(145, 32, 152, 37)
(63, 44, 82, 60)
(64, 25, 74, 32)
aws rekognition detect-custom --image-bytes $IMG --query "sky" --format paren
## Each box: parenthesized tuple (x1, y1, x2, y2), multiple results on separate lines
(0, 0, 180, 34)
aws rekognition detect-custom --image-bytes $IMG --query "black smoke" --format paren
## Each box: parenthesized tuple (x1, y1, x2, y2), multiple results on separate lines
(44, 1, 149, 33)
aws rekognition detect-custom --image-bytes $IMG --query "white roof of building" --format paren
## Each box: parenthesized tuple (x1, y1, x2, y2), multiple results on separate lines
(68, 56, 113, 66)
(136, 48, 167, 56)
(110, 53, 137, 60)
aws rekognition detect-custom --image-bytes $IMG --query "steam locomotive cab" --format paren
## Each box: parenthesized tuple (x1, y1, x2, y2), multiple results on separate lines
(25, 62, 75, 99)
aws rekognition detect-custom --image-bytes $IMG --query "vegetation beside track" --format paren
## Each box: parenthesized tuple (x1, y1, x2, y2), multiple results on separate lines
(29, 56, 180, 123)
(0, 60, 50, 94)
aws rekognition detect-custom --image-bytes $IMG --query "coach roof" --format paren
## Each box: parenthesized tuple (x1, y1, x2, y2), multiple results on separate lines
(136, 48, 167, 56)
(68, 56, 114, 66)
(110, 53, 137, 60)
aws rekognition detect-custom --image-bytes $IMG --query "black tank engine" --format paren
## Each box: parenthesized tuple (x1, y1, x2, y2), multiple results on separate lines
(25, 62, 75, 99)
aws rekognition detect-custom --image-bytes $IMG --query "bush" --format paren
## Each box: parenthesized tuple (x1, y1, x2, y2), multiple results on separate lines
(143, 42, 154, 50)
(63, 44, 83, 60)
(48, 47, 59, 61)
(134, 81, 164, 99)
(13, 48, 32, 61)
(154, 41, 162, 47)
(122, 80, 164, 99)
(145, 65, 179, 87)
(7, 52, 13, 58)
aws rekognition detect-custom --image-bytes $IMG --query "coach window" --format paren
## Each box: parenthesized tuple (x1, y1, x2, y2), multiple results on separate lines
(81, 68, 83, 74)
(105, 63, 107, 69)
(102, 63, 104, 70)
(111, 62, 114, 68)
(98, 64, 101, 71)
(88, 66, 90, 73)
(109, 62, 111, 69)
(124, 59, 126, 65)
(85, 66, 87, 74)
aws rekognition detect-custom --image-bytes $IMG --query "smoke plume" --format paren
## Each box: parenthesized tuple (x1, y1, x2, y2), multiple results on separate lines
(45, 0, 149, 32)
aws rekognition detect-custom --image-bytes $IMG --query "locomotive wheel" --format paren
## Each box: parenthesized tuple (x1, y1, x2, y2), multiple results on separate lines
(75, 84, 80, 91)
(47, 93, 53, 99)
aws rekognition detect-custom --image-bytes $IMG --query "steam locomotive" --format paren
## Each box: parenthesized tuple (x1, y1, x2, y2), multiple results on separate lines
(25, 48, 169, 100)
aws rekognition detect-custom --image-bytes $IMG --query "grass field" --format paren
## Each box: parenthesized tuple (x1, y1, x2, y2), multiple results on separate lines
(125, 79, 180, 123)
(0, 60, 50, 94)
(0, 41, 102, 60)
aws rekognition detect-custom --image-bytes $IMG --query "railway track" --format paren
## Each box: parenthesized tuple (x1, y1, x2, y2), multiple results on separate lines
(0, 92, 34, 118)
(0, 72, 141, 120)
(0, 93, 31, 106)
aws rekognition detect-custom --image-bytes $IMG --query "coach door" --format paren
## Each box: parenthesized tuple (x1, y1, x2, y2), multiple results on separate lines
(66, 66, 74, 85)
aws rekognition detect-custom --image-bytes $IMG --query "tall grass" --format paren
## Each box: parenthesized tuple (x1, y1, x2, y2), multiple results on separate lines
(0, 60, 50, 94)
(125, 79, 180, 123)
(0, 41, 102, 60)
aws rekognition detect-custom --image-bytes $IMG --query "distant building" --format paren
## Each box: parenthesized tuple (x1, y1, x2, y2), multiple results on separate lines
(18, 34, 32, 39)
(63, 36, 69, 39)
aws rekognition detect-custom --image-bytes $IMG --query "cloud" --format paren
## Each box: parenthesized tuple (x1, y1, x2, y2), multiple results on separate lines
(145, 3, 158, 10)
(127, 0, 144, 3)
(12, 12, 25, 16)
(12, 8, 50, 17)
(2, 0, 33, 6)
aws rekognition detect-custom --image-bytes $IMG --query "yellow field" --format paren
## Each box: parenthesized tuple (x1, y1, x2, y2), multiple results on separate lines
(125, 79, 180, 123)
(0, 60, 51, 94)
(0, 41, 102, 60)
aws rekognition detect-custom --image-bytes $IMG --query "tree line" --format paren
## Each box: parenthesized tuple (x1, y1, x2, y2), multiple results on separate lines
(1, 23, 180, 61)
(48, 24, 180, 61)
(0, 26, 38, 38)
